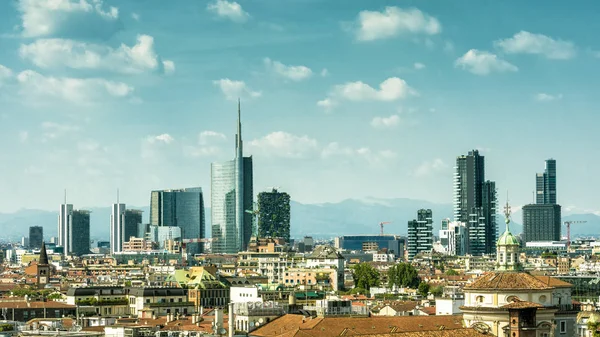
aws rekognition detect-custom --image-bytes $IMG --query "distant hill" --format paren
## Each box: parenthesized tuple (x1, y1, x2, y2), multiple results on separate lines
(0, 199, 598, 242)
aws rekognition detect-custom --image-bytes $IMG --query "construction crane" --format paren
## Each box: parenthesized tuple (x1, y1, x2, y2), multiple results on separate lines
(564, 220, 587, 251)
(379, 221, 391, 236)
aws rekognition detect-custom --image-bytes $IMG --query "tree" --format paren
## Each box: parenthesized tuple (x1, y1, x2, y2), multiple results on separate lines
(418, 282, 430, 297)
(387, 263, 420, 289)
(430, 286, 444, 297)
(352, 263, 380, 290)
(445, 269, 459, 276)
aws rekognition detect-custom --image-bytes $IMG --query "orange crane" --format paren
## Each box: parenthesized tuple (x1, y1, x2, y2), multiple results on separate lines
(564, 220, 587, 250)
(379, 221, 391, 235)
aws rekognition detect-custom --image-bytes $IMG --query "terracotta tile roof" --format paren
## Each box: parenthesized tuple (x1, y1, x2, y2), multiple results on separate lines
(373, 301, 419, 313)
(419, 307, 436, 315)
(0, 301, 75, 309)
(346, 329, 489, 337)
(251, 314, 465, 337)
(464, 272, 553, 291)
(501, 300, 543, 309)
(534, 276, 573, 288)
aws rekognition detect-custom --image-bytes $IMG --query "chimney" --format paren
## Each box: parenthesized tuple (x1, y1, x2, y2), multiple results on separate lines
(228, 302, 235, 337)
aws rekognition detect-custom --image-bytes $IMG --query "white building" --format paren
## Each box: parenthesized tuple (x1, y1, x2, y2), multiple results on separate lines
(439, 219, 467, 256)
(110, 203, 126, 254)
(230, 286, 261, 303)
(435, 298, 464, 316)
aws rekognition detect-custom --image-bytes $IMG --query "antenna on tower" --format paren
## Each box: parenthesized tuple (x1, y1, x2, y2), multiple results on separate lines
(64, 189, 67, 204)
(117, 188, 120, 204)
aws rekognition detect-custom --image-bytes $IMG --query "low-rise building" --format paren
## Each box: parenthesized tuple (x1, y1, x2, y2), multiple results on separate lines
(127, 287, 192, 317)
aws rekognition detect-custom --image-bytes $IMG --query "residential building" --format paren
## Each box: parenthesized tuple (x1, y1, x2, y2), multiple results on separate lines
(536, 158, 557, 205)
(454, 150, 497, 255)
(111, 203, 143, 254)
(522, 204, 561, 242)
(127, 287, 192, 317)
(66, 286, 129, 316)
(439, 220, 468, 256)
(150, 187, 205, 255)
(335, 235, 404, 257)
(211, 101, 253, 253)
(407, 209, 433, 260)
(257, 188, 291, 241)
(0, 301, 76, 321)
(29, 226, 43, 250)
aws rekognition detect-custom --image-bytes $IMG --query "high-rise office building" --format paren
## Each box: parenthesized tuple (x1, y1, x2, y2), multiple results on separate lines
(454, 150, 497, 255)
(58, 202, 90, 256)
(439, 219, 468, 256)
(407, 209, 433, 260)
(150, 188, 205, 255)
(111, 203, 143, 254)
(29, 226, 43, 250)
(211, 102, 253, 253)
(522, 204, 561, 242)
(536, 159, 557, 205)
(257, 188, 291, 241)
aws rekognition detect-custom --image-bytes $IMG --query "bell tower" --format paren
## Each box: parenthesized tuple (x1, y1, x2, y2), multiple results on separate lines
(37, 241, 50, 287)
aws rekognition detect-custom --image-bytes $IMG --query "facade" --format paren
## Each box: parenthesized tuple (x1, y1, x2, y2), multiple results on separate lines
(58, 203, 73, 255)
(29, 226, 43, 250)
(127, 287, 192, 317)
(110, 203, 125, 254)
(257, 188, 291, 241)
(454, 150, 497, 255)
(150, 187, 205, 255)
(407, 209, 433, 260)
(211, 102, 253, 253)
(439, 220, 468, 256)
(335, 235, 403, 257)
(522, 204, 561, 242)
(58, 204, 90, 256)
(66, 286, 129, 316)
(536, 159, 557, 205)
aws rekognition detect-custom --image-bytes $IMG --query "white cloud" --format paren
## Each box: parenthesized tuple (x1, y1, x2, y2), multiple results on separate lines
(0, 65, 13, 83)
(248, 132, 318, 158)
(17, 70, 133, 103)
(147, 134, 174, 144)
(413, 158, 448, 177)
(131, 13, 140, 21)
(207, 0, 249, 23)
(317, 98, 337, 111)
(494, 31, 576, 60)
(199, 131, 226, 145)
(321, 69, 329, 77)
(354, 7, 441, 41)
(264, 58, 313, 81)
(213, 79, 261, 101)
(535, 93, 563, 102)
(19, 35, 175, 75)
(455, 49, 518, 75)
(371, 114, 400, 129)
(18, 0, 121, 39)
(335, 77, 416, 101)
(413, 62, 426, 70)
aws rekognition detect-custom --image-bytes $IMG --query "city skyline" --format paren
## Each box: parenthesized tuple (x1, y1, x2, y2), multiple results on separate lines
(1, 0, 600, 215)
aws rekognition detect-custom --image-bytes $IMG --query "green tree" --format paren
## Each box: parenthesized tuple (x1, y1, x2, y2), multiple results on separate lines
(417, 282, 430, 297)
(430, 286, 443, 297)
(352, 263, 380, 290)
(350, 287, 367, 295)
(387, 263, 420, 289)
(445, 269, 459, 276)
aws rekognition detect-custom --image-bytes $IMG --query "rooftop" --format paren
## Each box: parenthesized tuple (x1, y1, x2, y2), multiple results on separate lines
(464, 272, 553, 291)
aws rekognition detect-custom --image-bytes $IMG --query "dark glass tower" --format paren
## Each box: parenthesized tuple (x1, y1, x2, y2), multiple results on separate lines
(150, 188, 206, 254)
(211, 101, 254, 253)
(257, 189, 291, 241)
(454, 150, 497, 255)
(536, 159, 557, 204)
(29, 226, 43, 250)
(71, 210, 90, 256)
(407, 209, 433, 260)
(522, 204, 561, 242)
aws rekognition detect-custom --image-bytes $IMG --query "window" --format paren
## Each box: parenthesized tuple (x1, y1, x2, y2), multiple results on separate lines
(476, 296, 484, 303)
(538, 295, 547, 303)
(507, 254, 512, 263)
(560, 321, 566, 334)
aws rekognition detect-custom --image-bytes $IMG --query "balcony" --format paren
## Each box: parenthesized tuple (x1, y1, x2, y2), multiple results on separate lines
(148, 301, 194, 308)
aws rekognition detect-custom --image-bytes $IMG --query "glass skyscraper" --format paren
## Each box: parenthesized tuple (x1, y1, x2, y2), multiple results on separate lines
(58, 203, 90, 256)
(454, 150, 497, 255)
(29, 226, 43, 250)
(111, 203, 143, 254)
(150, 188, 205, 254)
(524, 159, 560, 242)
(211, 101, 253, 253)
(536, 159, 557, 205)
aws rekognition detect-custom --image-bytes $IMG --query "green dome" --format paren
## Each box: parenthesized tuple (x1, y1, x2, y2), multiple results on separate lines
(497, 230, 520, 246)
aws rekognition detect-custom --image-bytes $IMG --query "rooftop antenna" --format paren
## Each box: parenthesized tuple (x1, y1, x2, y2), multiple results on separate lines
(117, 188, 120, 204)
(64, 189, 67, 204)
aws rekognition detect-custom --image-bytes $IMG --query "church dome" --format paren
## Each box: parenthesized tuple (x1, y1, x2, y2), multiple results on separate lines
(497, 227, 520, 246)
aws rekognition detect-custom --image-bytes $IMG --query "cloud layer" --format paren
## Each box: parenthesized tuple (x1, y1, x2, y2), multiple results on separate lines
(495, 31, 576, 60)
(213, 79, 261, 101)
(354, 7, 441, 41)
(264, 58, 313, 81)
(455, 49, 518, 75)
(207, 0, 249, 23)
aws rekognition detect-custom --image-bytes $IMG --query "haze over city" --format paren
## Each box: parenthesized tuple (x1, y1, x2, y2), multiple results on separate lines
(0, 0, 599, 215)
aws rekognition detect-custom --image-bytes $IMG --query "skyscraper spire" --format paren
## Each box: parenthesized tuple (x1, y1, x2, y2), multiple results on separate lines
(236, 98, 243, 157)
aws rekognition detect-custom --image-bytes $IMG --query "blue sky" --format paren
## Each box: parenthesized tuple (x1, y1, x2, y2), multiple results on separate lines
(0, 0, 599, 215)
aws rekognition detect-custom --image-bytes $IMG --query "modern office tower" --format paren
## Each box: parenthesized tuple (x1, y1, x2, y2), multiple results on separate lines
(257, 188, 291, 241)
(138, 223, 151, 240)
(211, 101, 253, 253)
(150, 225, 182, 249)
(110, 203, 125, 254)
(29, 226, 43, 250)
(522, 204, 561, 242)
(58, 203, 73, 254)
(439, 219, 468, 256)
(536, 159, 557, 205)
(70, 210, 91, 256)
(111, 203, 143, 254)
(407, 209, 433, 260)
(150, 188, 205, 254)
(454, 150, 497, 255)
(21, 237, 29, 248)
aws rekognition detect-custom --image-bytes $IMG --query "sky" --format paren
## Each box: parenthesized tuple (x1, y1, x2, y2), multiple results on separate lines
(0, 0, 599, 214)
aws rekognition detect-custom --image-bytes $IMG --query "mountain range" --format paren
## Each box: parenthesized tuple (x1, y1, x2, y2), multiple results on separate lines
(0, 198, 598, 242)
